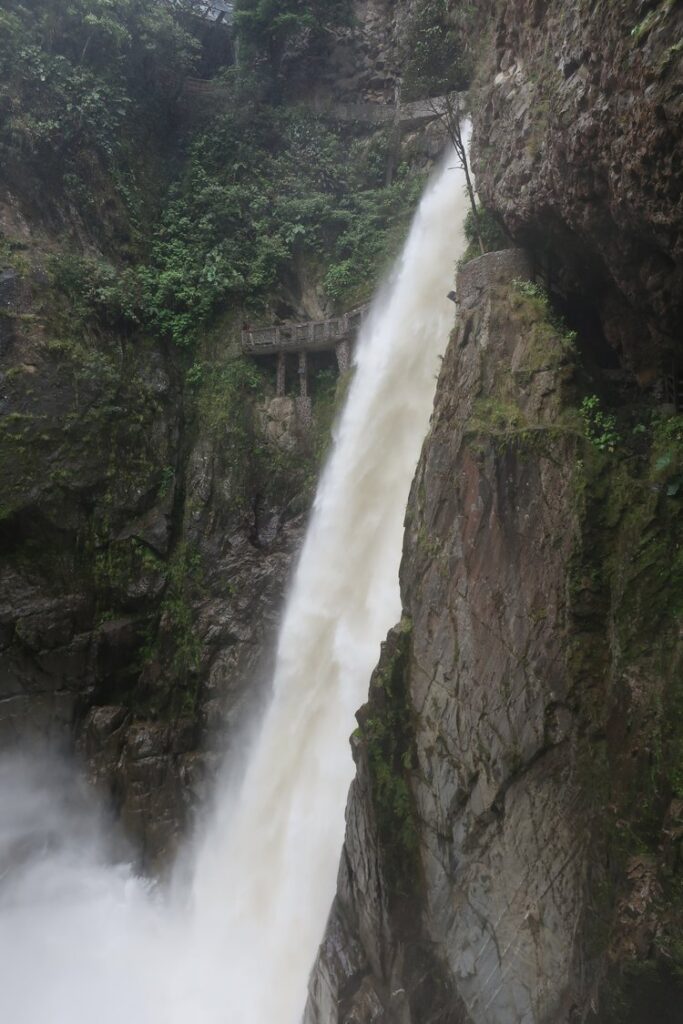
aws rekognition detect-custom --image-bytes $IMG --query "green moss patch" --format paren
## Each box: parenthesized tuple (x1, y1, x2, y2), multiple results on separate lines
(357, 617, 420, 896)
(569, 408, 683, 1008)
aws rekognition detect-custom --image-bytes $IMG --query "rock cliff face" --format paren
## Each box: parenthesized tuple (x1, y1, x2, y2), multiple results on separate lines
(2, 0, 680, 1002)
(306, 251, 584, 1023)
(315, 0, 402, 104)
(0, 201, 308, 866)
(299, 0, 421, 107)
(305, 5, 683, 1010)
(306, 249, 682, 1022)
(472, 0, 682, 382)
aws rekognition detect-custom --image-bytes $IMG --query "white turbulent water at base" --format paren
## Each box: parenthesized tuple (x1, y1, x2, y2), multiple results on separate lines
(0, 146, 469, 1024)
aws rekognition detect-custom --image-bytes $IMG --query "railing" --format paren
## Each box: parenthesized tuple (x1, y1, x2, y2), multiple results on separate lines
(241, 306, 368, 355)
(310, 92, 464, 127)
(183, 81, 464, 125)
(211, 0, 234, 20)
(170, 1, 234, 24)
(184, 77, 227, 96)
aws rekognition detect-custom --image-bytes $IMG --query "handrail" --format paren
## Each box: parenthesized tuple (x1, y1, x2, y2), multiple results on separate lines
(241, 305, 369, 354)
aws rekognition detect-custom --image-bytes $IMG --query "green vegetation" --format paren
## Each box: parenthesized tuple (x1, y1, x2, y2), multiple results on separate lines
(233, 0, 350, 93)
(510, 277, 578, 354)
(468, 396, 527, 439)
(401, 0, 476, 100)
(187, 350, 313, 509)
(47, 252, 138, 337)
(133, 107, 426, 345)
(2, 1, 425, 350)
(463, 278, 578, 452)
(569, 407, 683, 1001)
(462, 278, 682, 1005)
(580, 394, 619, 453)
(458, 204, 509, 267)
(20, 108, 424, 350)
(0, 0, 451, 745)
(511, 277, 552, 305)
(631, 0, 677, 42)
(189, 355, 262, 442)
(466, 397, 579, 455)
(0, 0, 198, 190)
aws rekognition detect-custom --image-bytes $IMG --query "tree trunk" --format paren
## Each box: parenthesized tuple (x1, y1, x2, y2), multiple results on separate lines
(432, 95, 485, 255)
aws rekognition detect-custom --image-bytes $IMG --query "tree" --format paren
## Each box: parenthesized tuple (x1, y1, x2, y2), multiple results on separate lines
(400, 0, 475, 101)
(431, 94, 484, 256)
(232, 0, 350, 95)
(400, 1, 482, 251)
(0, 0, 199, 183)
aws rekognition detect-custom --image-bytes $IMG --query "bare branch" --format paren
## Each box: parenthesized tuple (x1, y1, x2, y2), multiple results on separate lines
(434, 93, 484, 255)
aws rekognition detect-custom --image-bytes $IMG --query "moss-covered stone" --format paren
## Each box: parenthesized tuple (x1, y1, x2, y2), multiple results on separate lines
(568, 407, 683, 1016)
(357, 616, 419, 896)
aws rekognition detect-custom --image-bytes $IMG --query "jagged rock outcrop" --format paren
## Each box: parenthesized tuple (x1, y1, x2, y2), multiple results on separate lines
(306, 250, 585, 1023)
(472, 0, 683, 382)
(305, 249, 682, 1022)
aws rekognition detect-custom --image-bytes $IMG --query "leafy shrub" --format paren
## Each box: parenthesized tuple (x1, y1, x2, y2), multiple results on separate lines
(458, 204, 509, 266)
(581, 395, 620, 453)
(233, 0, 350, 91)
(511, 278, 578, 348)
(131, 107, 426, 343)
(47, 252, 140, 335)
(469, 205, 507, 249)
(513, 278, 548, 303)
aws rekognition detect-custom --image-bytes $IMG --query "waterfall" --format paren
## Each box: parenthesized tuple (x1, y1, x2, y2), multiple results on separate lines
(0, 145, 469, 1024)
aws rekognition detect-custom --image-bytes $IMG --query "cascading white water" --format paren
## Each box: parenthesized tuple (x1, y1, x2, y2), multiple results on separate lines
(0, 144, 470, 1024)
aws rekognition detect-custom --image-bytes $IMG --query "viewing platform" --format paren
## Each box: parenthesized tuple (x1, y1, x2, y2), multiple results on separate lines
(241, 307, 367, 356)
(241, 306, 368, 400)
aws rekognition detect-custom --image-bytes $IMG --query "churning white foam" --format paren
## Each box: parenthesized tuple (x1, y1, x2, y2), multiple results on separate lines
(0, 144, 470, 1024)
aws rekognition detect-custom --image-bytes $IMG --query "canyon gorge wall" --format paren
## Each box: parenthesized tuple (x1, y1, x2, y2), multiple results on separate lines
(0, 233, 307, 863)
(306, 3, 682, 1020)
(0, 0, 681, 1016)
(472, 0, 682, 382)
(0, 0, 440, 866)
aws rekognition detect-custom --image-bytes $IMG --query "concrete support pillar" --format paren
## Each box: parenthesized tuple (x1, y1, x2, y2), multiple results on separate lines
(276, 351, 286, 396)
(295, 396, 313, 430)
(298, 350, 308, 398)
(336, 339, 351, 374)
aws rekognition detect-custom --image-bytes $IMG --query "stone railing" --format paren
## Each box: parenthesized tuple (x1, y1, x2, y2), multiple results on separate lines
(456, 249, 533, 311)
(309, 92, 464, 128)
(208, 0, 234, 21)
(241, 306, 368, 356)
(175, 1, 234, 24)
(182, 79, 464, 127)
